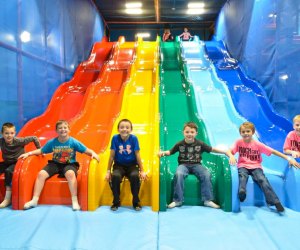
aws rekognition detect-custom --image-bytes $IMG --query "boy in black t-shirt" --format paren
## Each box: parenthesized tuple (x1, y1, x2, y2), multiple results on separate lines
(158, 122, 235, 209)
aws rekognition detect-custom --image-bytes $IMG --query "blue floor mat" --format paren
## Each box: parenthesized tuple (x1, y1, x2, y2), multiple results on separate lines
(159, 206, 300, 250)
(0, 205, 299, 250)
(0, 206, 158, 250)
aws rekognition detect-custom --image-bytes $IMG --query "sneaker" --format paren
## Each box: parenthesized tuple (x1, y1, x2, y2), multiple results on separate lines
(110, 203, 120, 211)
(275, 202, 285, 212)
(204, 200, 220, 209)
(238, 189, 246, 202)
(167, 201, 182, 209)
(133, 203, 142, 211)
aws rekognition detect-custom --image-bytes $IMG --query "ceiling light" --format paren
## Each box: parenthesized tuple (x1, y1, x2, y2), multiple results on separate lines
(188, 2, 205, 8)
(280, 74, 288, 80)
(125, 2, 142, 8)
(136, 33, 150, 38)
(126, 8, 143, 14)
(187, 9, 204, 15)
(20, 31, 31, 43)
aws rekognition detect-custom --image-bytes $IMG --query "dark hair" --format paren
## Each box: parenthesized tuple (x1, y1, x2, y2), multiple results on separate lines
(55, 120, 70, 130)
(1, 122, 15, 133)
(118, 119, 133, 130)
(239, 122, 255, 134)
(183, 121, 198, 132)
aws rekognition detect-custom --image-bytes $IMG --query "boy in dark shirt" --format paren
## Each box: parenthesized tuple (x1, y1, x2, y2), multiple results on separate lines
(0, 122, 41, 208)
(158, 122, 235, 209)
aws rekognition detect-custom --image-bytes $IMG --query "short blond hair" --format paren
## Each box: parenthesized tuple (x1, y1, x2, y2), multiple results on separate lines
(293, 115, 300, 123)
(239, 122, 255, 134)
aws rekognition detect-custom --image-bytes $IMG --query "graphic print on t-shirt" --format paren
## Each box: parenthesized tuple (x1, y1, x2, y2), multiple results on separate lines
(238, 146, 261, 161)
(118, 144, 132, 155)
(290, 140, 300, 151)
(53, 146, 74, 163)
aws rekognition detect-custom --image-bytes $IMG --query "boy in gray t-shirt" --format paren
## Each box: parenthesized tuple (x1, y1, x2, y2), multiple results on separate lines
(0, 122, 41, 208)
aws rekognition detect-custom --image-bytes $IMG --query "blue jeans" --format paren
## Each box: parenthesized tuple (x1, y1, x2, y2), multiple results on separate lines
(238, 167, 280, 205)
(173, 164, 214, 203)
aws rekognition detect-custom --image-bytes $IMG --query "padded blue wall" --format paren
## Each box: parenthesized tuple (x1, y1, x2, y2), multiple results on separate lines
(215, 0, 300, 122)
(0, 0, 104, 131)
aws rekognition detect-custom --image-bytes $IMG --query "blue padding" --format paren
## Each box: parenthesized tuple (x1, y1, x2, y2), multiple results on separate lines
(0, 206, 158, 250)
(215, 0, 300, 122)
(159, 206, 300, 250)
(1, 205, 300, 249)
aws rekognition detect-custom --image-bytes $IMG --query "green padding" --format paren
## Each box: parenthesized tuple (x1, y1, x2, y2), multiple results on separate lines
(159, 41, 232, 212)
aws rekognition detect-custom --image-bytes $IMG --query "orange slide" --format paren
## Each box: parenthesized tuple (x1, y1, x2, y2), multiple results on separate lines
(12, 37, 136, 210)
(0, 37, 113, 204)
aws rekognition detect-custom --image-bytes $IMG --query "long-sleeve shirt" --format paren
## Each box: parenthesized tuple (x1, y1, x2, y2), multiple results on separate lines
(0, 136, 41, 163)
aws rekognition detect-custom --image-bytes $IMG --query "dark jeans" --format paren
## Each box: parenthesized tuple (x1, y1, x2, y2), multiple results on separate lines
(238, 167, 280, 205)
(0, 161, 16, 187)
(111, 164, 140, 205)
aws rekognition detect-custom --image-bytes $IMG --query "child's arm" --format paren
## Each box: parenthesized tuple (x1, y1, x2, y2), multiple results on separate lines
(105, 150, 115, 181)
(84, 148, 100, 162)
(18, 148, 43, 159)
(135, 150, 147, 180)
(158, 150, 171, 157)
(284, 149, 300, 159)
(211, 147, 237, 165)
(22, 136, 41, 149)
(272, 149, 300, 168)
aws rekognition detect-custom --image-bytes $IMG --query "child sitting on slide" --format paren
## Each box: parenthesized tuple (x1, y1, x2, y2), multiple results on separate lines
(19, 120, 99, 211)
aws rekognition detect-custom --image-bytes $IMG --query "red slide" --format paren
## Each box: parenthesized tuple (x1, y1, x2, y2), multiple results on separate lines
(6, 37, 113, 208)
(13, 37, 135, 210)
(0, 37, 113, 203)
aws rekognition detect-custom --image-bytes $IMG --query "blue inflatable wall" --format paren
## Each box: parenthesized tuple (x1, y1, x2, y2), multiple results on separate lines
(0, 0, 104, 130)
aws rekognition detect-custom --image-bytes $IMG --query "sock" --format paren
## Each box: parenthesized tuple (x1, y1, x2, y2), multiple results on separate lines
(72, 196, 80, 211)
(24, 196, 39, 210)
(0, 191, 12, 208)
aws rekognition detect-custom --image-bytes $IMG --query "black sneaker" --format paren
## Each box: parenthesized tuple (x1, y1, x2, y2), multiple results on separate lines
(110, 203, 120, 211)
(238, 189, 246, 202)
(275, 202, 284, 212)
(133, 203, 142, 211)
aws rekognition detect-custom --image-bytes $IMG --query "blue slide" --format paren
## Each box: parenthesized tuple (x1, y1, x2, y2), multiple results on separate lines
(180, 37, 300, 212)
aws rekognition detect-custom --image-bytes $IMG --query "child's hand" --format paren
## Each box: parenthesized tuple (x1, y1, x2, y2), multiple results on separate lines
(289, 158, 300, 169)
(18, 152, 32, 160)
(105, 171, 111, 181)
(91, 152, 100, 162)
(140, 170, 148, 181)
(229, 156, 236, 165)
(158, 151, 166, 157)
(291, 151, 300, 159)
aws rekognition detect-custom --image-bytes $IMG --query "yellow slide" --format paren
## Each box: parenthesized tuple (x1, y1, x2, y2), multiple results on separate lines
(88, 37, 160, 211)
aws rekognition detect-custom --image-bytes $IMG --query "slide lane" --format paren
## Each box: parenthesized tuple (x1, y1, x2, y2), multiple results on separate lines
(88, 37, 160, 211)
(10, 37, 113, 207)
(14, 37, 135, 210)
(204, 40, 300, 211)
(180, 37, 244, 211)
(159, 38, 232, 212)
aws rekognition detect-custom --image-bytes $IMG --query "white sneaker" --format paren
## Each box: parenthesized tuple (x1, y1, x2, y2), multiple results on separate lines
(167, 201, 182, 209)
(204, 201, 220, 209)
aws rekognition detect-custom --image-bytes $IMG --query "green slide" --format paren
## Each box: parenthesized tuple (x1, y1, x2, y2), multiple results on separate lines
(159, 40, 232, 211)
